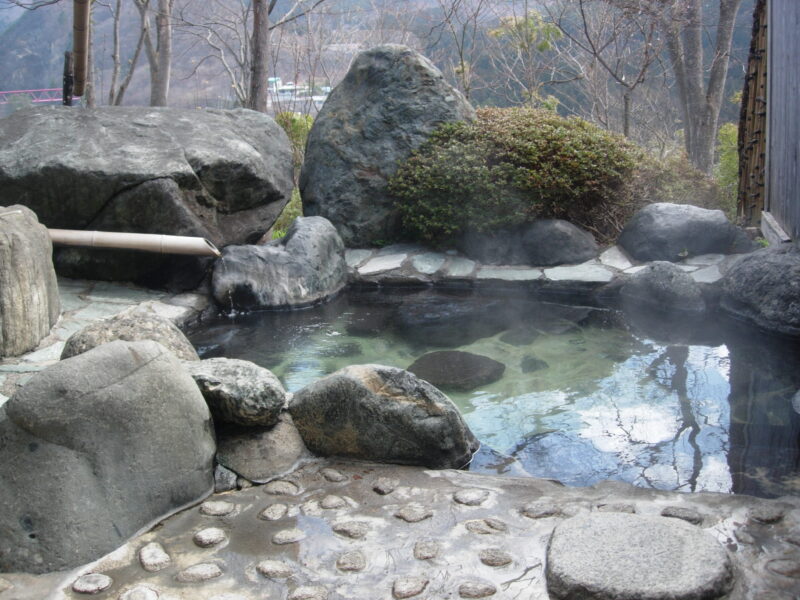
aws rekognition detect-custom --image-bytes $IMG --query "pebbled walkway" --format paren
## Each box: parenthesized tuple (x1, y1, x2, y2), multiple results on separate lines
(2, 460, 799, 600)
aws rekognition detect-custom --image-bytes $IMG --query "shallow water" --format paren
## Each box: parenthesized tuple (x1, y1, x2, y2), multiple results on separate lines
(188, 288, 800, 499)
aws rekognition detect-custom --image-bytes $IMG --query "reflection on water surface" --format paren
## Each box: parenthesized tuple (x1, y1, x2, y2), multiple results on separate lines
(188, 288, 800, 498)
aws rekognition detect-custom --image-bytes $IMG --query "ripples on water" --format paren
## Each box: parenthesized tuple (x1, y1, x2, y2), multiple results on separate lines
(188, 288, 800, 499)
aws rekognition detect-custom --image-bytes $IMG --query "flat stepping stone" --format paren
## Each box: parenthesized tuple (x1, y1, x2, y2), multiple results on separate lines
(263, 480, 300, 495)
(119, 585, 159, 600)
(599, 246, 633, 270)
(320, 468, 348, 482)
(337, 550, 367, 571)
(476, 266, 542, 281)
(359, 254, 407, 275)
(259, 503, 289, 521)
(393, 577, 429, 598)
(596, 503, 635, 514)
(459, 581, 497, 598)
(748, 504, 786, 524)
(332, 520, 370, 539)
(544, 264, 614, 283)
(72, 574, 113, 594)
(175, 563, 223, 583)
(272, 528, 306, 544)
(454, 489, 490, 506)
(412, 253, 446, 275)
(395, 503, 433, 523)
(200, 500, 236, 516)
(661, 506, 703, 525)
(193, 527, 227, 547)
(138, 542, 171, 572)
(479, 548, 513, 567)
(465, 518, 507, 534)
(546, 513, 733, 600)
(257, 559, 294, 578)
(289, 585, 328, 600)
(445, 257, 476, 278)
(345, 249, 373, 268)
(373, 477, 398, 495)
(321, 494, 348, 509)
(413, 539, 440, 560)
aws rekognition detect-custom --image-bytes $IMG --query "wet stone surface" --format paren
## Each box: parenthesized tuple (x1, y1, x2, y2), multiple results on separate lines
(10, 460, 799, 600)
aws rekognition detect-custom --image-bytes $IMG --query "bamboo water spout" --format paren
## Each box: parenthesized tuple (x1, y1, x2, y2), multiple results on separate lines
(48, 229, 221, 258)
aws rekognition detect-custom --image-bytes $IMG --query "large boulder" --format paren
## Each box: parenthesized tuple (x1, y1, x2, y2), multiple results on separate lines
(300, 45, 476, 246)
(458, 220, 599, 266)
(0, 106, 294, 290)
(620, 261, 706, 314)
(407, 351, 505, 392)
(289, 364, 479, 469)
(720, 245, 800, 337)
(211, 216, 347, 310)
(60, 306, 199, 361)
(618, 203, 753, 262)
(0, 340, 215, 573)
(0, 205, 60, 357)
(183, 358, 286, 427)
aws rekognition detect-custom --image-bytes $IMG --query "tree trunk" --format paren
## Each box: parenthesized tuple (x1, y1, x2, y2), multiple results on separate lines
(248, 0, 270, 112)
(84, 8, 95, 108)
(149, 0, 172, 106)
(622, 89, 631, 137)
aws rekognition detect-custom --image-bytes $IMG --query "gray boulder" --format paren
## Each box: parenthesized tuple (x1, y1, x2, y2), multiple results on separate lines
(60, 306, 199, 361)
(458, 220, 598, 266)
(289, 364, 479, 469)
(0, 205, 60, 357)
(215, 413, 313, 483)
(621, 261, 706, 314)
(618, 202, 753, 262)
(0, 340, 215, 573)
(720, 245, 800, 337)
(300, 45, 476, 246)
(183, 358, 286, 427)
(211, 216, 347, 310)
(0, 106, 294, 290)
(407, 351, 505, 392)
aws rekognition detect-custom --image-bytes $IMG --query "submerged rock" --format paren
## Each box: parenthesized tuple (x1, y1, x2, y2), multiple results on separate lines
(458, 220, 598, 266)
(300, 44, 475, 246)
(183, 357, 286, 427)
(0, 205, 60, 357)
(618, 202, 753, 262)
(290, 364, 479, 468)
(211, 216, 347, 310)
(0, 106, 293, 290)
(61, 307, 199, 361)
(0, 340, 215, 573)
(720, 245, 800, 338)
(408, 351, 505, 392)
(394, 296, 509, 347)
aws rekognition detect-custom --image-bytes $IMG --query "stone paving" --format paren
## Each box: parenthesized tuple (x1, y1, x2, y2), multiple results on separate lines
(0, 278, 210, 406)
(3, 461, 800, 600)
(345, 244, 734, 291)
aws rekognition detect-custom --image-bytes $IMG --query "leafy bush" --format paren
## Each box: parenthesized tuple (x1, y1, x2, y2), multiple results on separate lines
(389, 107, 725, 244)
(714, 122, 739, 219)
(275, 111, 314, 183)
(271, 188, 302, 240)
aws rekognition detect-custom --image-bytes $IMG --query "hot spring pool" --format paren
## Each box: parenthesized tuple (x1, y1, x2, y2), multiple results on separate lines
(188, 288, 800, 499)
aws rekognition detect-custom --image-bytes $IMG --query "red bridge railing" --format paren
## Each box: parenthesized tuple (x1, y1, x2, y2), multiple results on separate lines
(0, 89, 70, 105)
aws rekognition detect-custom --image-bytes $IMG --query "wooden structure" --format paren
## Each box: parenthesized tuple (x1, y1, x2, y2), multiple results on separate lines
(738, 0, 799, 244)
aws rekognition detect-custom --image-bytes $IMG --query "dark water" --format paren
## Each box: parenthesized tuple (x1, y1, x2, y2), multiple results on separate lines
(187, 288, 800, 499)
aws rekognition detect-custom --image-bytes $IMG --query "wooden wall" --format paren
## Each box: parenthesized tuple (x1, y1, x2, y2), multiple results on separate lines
(766, 0, 800, 241)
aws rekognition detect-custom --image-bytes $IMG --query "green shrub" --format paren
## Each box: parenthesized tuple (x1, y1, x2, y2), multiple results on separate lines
(389, 107, 725, 244)
(389, 107, 642, 243)
(714, 122, 739, 220)
(275, 111, 314, 183)
(271, 188, 302, 239)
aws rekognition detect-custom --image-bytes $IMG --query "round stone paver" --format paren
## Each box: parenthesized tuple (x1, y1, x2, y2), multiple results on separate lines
(200, 500, 236, 516)
(321, 494, 347, 509)
(413, 539, 440, 560)
(273, 528, 306, 545)
(546, 513, 733, 600)
(395, 504, 433, 523)
(72, 573, 113, 594)
(193, 527, 227, 548)
(337, 550, 367, 572)
(373, 477, 398, 495)
(454, 489, 490, 506)
(257, 559, 294, 578)
(138, 542, 171, 572)
(175, 563, 223, 583)
(264, 480, 300, 496)
(661, 506, 703, 525)
(259, 503, 289, 521)
(289, 585, 328, 600)
(393, 577, 428, 598)
(119, 585, 159, 600)
(459, 581, 497, 598)
(332, 520, 370, 539)
(479, 547, 513, 567)
(321, 468, 348, 482)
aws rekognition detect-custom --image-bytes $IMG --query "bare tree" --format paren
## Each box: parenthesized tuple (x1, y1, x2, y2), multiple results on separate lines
(102, 0, 147, 105)
(657, 0, 744, 173)
(133, 0, 174, 106)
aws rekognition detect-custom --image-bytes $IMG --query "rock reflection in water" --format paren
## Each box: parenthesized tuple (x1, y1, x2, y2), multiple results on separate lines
(187, 288, 800, 498)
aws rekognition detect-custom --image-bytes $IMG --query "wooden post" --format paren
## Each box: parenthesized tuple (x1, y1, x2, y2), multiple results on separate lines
(63, 51, 74, 106)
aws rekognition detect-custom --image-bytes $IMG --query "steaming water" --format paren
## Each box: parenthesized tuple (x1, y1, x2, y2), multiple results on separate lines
(188, 288, 800, 499)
